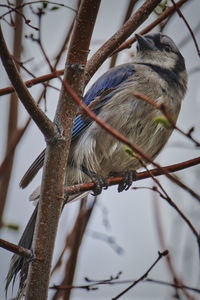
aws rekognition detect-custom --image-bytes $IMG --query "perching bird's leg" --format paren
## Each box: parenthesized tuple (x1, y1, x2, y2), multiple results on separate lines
(81, 165, 109, 195)
(109, 170, 138, 192)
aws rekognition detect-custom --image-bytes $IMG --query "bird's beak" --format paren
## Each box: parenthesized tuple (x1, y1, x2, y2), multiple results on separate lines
(135, 34, 156, 51)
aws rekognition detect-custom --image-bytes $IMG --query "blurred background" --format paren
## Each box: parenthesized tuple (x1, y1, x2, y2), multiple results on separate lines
(0, 0, 200, 299)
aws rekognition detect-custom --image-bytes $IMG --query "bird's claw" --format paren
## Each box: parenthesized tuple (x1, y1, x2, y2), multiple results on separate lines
(91, 174, 109, 196)
(110, 170, 138, 192)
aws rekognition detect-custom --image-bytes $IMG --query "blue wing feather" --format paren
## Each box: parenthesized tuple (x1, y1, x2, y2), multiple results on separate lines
(72, 63, 135, 140)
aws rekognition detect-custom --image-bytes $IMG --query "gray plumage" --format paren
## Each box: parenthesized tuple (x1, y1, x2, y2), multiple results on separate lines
(6, 33, 187, 298)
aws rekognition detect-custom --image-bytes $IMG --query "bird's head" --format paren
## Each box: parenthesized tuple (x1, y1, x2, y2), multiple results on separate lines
(135, 33, 187, 94)
(135, 33, 186, 73)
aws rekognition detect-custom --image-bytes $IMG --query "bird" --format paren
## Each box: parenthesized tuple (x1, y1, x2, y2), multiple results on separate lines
(6, 33, 187, 297)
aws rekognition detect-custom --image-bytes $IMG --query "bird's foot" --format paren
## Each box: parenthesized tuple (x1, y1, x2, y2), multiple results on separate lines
(81, 165, 109, 196)
(90, 173, 109, 196)
(109, 170, 138, 192)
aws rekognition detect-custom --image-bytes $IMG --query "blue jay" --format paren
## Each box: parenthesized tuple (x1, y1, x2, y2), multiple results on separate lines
(6, 33, 187, 296)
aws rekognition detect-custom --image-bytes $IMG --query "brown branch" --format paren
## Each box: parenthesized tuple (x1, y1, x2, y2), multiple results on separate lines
(25, 1, 101, 299)
(0, 69, 64, 96)
(0, 25, 56, 140)
(0, 238, 32, 258)
(0, 6, 77, 197)
(66, 156, 200, 197)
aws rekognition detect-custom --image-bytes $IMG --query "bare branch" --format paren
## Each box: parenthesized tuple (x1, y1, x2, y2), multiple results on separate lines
(66, 156, 200, 197)
(50, 276, 200, 295)
(113, 250, 168, 299)
(0, 69, 64, 96)
(0, 238, 32, 258)
(25, 1, 101, 299)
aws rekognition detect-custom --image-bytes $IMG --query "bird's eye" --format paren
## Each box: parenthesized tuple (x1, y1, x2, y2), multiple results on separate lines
(164, 45, 172, 52)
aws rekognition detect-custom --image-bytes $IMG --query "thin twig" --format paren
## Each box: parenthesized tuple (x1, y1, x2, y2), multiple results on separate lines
(0, 69, 64, 96)
(112, 250, 168, 299)
(50, 276, 200, 295)
(0, 4, 39, 30)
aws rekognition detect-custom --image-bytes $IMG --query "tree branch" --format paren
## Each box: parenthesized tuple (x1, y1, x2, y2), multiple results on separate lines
(51, 276, 200, 295)
(65, 156, 200, 196)
(0, 238, 32, 258)
(0, 69, 64, 96)
(25, 1, 101, 299)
